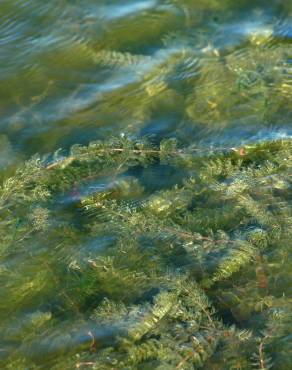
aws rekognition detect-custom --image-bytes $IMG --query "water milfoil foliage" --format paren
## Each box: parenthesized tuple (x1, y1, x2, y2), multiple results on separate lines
(0, 136, 291, 369)
(0, 0, 292, 369)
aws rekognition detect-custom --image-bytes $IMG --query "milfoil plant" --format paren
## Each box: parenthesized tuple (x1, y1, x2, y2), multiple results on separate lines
(0, 136, 291, 369)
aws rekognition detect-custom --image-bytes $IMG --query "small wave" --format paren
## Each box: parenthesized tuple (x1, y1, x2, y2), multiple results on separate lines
(98, 0, 158, 21)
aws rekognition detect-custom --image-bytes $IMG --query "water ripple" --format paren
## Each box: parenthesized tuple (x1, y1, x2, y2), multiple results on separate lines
(0, 0, 291, 157)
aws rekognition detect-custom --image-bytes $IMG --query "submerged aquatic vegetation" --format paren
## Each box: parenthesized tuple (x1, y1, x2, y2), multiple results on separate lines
(0, 136, 291, 369)
(0, 0, 292, 369)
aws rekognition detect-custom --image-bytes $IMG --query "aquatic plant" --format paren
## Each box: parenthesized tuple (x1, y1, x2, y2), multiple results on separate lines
(0, 135, 291, 369)
(1, 0, 291, 368)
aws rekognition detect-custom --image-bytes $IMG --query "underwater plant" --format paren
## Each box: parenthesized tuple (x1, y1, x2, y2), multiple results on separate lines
(0, 135, 291, 369)
(0, 1, 291, 369)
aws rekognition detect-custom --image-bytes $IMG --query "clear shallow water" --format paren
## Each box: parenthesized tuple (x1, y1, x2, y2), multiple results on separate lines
(0, 0, 291, 165)
(0, 1, 291, 369)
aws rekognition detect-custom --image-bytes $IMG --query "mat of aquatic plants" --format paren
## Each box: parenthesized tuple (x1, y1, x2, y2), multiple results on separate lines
(0, 1, 291, 369)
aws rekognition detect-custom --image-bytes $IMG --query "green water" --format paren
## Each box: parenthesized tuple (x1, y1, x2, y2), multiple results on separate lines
(0, 1, 291, 369)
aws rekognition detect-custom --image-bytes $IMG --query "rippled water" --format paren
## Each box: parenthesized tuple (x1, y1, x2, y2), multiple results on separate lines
(0, 1, 291, 369)
(0, 0, 291, 165)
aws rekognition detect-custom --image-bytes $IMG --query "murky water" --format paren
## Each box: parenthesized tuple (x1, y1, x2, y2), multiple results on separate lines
(0, 1, 291, 369)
